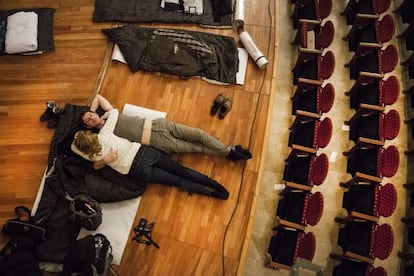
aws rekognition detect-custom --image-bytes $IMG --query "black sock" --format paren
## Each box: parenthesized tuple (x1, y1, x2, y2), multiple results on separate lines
(227, 149, 249, 161)
(211, 190, 229, 200)
(235, 145, 252, 158)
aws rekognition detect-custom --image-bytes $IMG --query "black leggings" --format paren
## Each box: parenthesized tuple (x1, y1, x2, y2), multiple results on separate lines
(129, 146, 216, 196)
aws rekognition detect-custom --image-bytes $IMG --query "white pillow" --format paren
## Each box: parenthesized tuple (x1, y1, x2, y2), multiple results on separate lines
(5, 11, 38, 54)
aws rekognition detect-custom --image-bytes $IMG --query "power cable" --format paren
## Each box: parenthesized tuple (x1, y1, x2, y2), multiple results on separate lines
(220, 0, 275, 274)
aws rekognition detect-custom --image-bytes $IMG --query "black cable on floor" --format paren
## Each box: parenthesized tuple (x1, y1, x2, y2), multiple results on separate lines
(221, 0, 275, 274)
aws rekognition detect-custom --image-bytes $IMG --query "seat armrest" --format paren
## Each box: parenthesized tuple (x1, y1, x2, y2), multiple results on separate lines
(359, 103, 385, 111)
(358, 42, 382, 49)
(350, 211, 379, 222)
(299, 19, 321, 26)
(299, 47, 322, 55)
(345, 251, 375, 264)
(298, 78, 323, 86)
(291, 144, 318, 154)
(277, 219, 305, 231)
(285, 181, 312, 191)
(355, 13, 380, 20)
(357, 137, 384, 147)
(345, 104, 382, 125)
(355, 172, 382, 183)
(359, 71, 384, 79)
(296, 110, 321, 119)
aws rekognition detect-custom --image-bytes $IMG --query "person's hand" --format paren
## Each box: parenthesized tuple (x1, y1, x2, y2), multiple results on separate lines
(74, 131, 79, 140)
(104, 148, 118, 163)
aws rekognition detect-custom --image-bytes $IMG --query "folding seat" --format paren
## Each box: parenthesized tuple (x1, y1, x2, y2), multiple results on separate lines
(399, 198, 414, 259)
(291, 0, 332, 29)
(341, 0, 391, 25)
(402, 263, 414, 276)
(335, 182, 397, 223)
(406, 127, 414, 180)
(401, 53, 414, 79)
(347, 44, 398, 80)
(346, 75, 399, 110)
(332, 259, 387, 276)
(398, 224, 414, 260)
(399, 21, 414, 52)
(289, 116, 333, 152)
(344, 14, 395, 52)
(331, 220, 394, 263)
(404, 83, 414, 120)
(266, 228, 316, 270)
(275, 190, 324, 230)
(291, 82, 335, 116)
(346, 108, 401, 144)
(403, 152, 414, 210)
(293, 20, 335, 50)
(343, 144, 400, 184)
(407, 126, 414, 160)
(394, 0, 414, 24)
(404, 84, 414, 151)
(292, 49, 335, 85)
(283, 151, 329, 191)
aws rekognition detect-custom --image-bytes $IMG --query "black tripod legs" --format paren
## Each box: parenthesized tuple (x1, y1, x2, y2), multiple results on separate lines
(132, 218, 160, 249)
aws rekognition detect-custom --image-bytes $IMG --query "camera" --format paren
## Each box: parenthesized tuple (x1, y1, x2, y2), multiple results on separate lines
(134, 218, 148, 233)
(132, 217, 160, 249)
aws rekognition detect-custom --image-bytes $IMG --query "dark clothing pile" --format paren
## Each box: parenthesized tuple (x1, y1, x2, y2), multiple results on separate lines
(31, 103, 146, 263)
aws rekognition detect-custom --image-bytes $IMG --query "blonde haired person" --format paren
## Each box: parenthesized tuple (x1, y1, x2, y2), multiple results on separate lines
(72, 109, 229, 199)
(80, 94, 252, 160)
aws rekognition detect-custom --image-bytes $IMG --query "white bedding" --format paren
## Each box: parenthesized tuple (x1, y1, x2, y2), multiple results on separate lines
(5, 11, 38, 54)
(33, 103, 167, 266)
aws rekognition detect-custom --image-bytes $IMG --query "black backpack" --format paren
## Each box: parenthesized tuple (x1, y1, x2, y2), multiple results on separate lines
(92, 234, 113, 275)
(68, 194, 102, 231)
(0, 206, 44, 276)
(61, 234, 113, 276)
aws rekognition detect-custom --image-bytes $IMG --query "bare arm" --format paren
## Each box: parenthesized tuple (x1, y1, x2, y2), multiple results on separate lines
(90, 94, 114, 112)
(92, 148, 118, 170)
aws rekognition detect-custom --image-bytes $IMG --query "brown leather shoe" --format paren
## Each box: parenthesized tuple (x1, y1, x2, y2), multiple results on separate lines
(218, 98, 233, 119)
(210, 93, 227, 115)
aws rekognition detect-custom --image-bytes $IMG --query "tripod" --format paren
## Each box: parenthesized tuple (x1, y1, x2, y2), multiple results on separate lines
(132, 218, 160, 249)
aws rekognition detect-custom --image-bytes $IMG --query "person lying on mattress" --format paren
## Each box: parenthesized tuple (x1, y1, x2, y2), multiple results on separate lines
(80, 95, 252, 161)
(71, 108, 229, 200)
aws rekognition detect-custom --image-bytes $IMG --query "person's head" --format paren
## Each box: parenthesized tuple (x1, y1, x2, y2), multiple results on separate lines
(81, 110, 103, 129)
(73, 130, 102, 158)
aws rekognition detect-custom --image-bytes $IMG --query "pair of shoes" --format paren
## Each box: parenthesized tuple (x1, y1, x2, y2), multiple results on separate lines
(47, 106, 62, 129)
(210, 93, 233, 119)
(39, 101, 57, 122)
(40, 101, 62, 129)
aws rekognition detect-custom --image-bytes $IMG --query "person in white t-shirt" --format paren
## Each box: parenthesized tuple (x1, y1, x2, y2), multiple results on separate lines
(72, 109, 229, 200)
